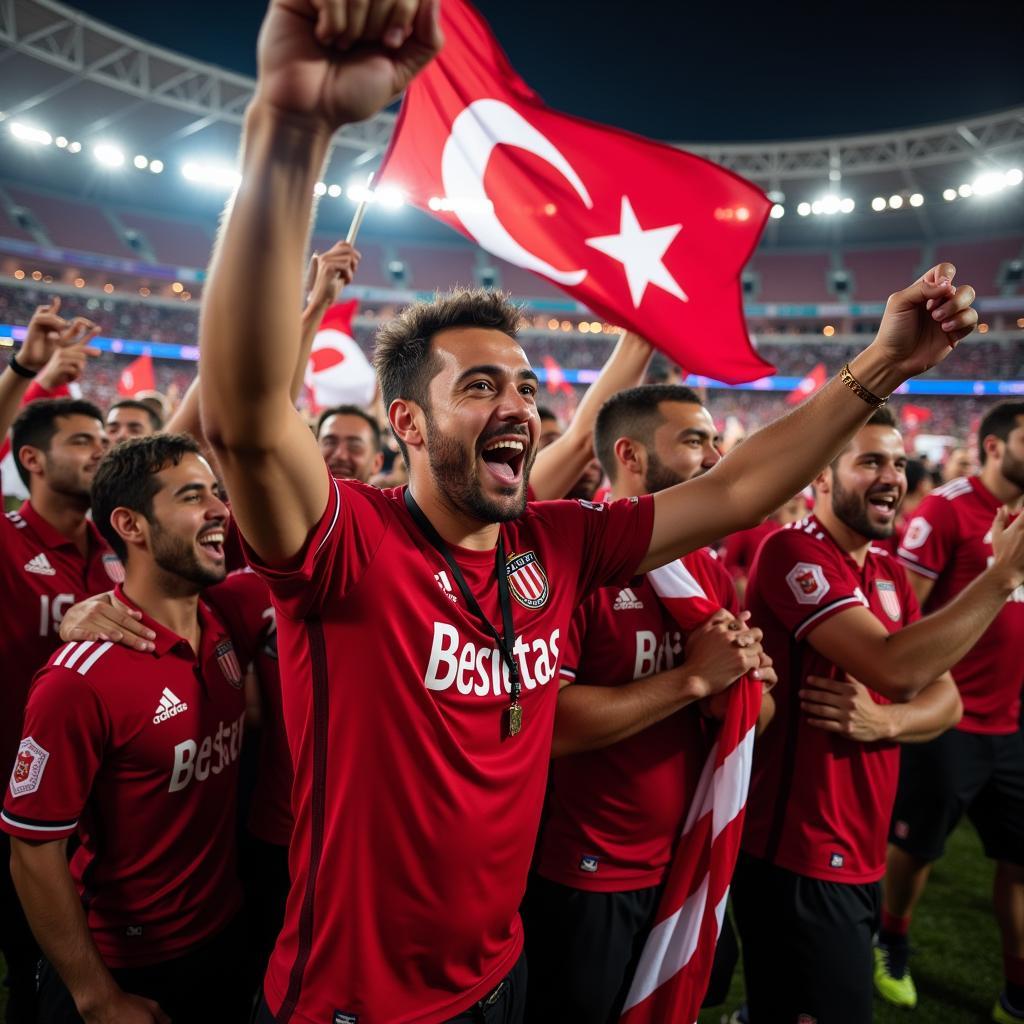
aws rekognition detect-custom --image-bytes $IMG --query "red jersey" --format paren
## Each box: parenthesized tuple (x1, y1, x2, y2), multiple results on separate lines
(536, 549, 733, 892)
(1, 585, 255, 967)
(0, 500, 122, 788)
(245, 472, 654, 1024)
(742, 516, 920, 884)
(720, 520, 779, 584)
(897, 476, 1024, 734)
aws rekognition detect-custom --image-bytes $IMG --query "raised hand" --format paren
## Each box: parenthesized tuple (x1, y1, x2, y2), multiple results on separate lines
(870, 262, 977, 379)
(17, 297, 100, 374)
(256, 0, 443, 129)
(305, 241, 362, 313)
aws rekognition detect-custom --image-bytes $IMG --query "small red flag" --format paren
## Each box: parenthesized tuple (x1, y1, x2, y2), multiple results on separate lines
(378, 0, 773, 384)
(787, 362, 827, 405)
(542, 355, 573, 397)
(900, 403, 933, 429)
(117, 353, 155, 397)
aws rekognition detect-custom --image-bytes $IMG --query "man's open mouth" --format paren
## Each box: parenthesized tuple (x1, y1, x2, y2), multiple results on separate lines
(197, 529, 225, 559)
(480, 437, 527, 485)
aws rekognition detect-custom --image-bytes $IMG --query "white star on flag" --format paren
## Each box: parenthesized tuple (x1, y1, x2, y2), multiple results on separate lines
(585, 196, 689, 308)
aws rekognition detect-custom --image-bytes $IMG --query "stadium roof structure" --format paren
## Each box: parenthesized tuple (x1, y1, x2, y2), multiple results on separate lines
(0, 0, 1022, 248)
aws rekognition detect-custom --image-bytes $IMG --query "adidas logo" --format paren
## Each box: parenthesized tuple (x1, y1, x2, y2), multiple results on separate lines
(152, 688, 189, 725)
(613, 587, 644, 611)
(24, 553, 55, 576)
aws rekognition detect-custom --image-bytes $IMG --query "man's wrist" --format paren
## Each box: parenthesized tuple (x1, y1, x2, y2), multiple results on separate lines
(849, 345, 906, 401)
(986, 562, 1024, 594)
(678, 671, 710, 703)
(73, 975, 121, 1016)
(9, 351, 41, 377)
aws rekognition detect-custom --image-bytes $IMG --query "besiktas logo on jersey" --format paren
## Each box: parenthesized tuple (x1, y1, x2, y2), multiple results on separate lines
(875, 580, 901, 622)
(215, 640, 242, 688)
(506, 550, 549, 609)
(9, 737, 48, 797)
(102, 553, 125, 583)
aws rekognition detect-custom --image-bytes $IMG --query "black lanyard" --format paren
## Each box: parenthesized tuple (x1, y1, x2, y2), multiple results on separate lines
(403, 488, 523, 737)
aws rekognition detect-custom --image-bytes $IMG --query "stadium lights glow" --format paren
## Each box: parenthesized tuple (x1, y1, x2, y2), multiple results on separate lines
(807, 194, 853, 216)
(839, 197, 855, 213)
(67, 141, 81, 154)
(958, 183, 973, 198)
(94, 143, 125, 168)
(181, 161, 241, 190)
(313, 182, 327, 197)
(149, 159, 163, 174)
(766, 190, 785, 204)
(888, 194, 903, 209)
(133, 154, 148, 169)
(909, 193, 924, 207)
(769, 204, 785, 219)
(871, 197, 887, 211)
(973, 172, 1006, 196)
(327, 184, 342, 198)
(1007, 168, 1024, 187)
(345, 181, 406, 210)
(797, 202, 811, 217)
(943, 188, 957, 201)
(10, 122, 52, 146)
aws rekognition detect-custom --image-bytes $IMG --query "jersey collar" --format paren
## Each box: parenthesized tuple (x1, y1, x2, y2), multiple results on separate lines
(18, 500, 100, 552)
(112, 584, 224, 660)
(968, 475, 1004, 514)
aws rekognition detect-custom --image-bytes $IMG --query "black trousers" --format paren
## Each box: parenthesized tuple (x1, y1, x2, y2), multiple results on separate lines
(253, 951, 526, 1024)
(0, 834, 39, 1024)
(732, 853, 880, 1024)
(37, 915, 254, 1024)
(240, 833, 291, 989)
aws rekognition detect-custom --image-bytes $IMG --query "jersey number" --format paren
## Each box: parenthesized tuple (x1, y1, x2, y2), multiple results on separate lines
(39, 594, 74, 637)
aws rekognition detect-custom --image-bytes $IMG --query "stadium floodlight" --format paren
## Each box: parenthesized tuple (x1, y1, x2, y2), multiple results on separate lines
(818, 194, 841, 215)
(10, 122, 52, 146)
(909, 193, 924, 207)
(313, 182, 327, 197)
(55, 136, 68, 149)
(375, 185, 406, 209)
(67, 141, 82, 154)
(888, 194, 903, 209)
(943, 188, 957, 201)
(797, 202, 811, 217)
(871, 197, 887, 211)
(770, 204, 785, 219)
(973, 171, 1006, 196)
(94, 143, 125, 168)
(327, 184, 342, 198)
(958, 183, 973, 198)
(1007, 168, 1023, 187)
(133, 155, 149, 170)
(810, 200, 823, 215)
(346, 181, 375, 203)
(839, 197, 855, 214)
(149, 159, 164, 174)
(182, 160, 241, 189)
(767, 190, 785, 204)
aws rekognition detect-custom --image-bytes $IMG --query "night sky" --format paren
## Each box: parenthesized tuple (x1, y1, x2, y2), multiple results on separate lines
(74, 0, 1024, 142)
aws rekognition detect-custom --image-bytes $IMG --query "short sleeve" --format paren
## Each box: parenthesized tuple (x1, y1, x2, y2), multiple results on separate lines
(240, 469, 390, 620)
(1, 669, 108, 840)
(569, 495, 655, 602)
(896, 495, 958, 580)
(558, 594, 597, 684)
(752, 528, 864, 643)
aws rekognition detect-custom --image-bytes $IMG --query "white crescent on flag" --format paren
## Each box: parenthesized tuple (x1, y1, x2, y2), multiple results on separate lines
(305, 300, 376, 411)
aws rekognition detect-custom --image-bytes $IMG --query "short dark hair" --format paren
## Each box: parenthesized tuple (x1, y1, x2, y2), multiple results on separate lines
(373, 289, 522, 458)
(91, 433, 200, 561)
(536, 405, 559, 424)
(831, 405, 900, 469)
(11, 398, 104, 488)
(315, 404, 381, 450)
(594, 384, 704, 481)
(905, 457, 929, 495)
(108, 399, 163, 432)
(978, 401, 1024, 465)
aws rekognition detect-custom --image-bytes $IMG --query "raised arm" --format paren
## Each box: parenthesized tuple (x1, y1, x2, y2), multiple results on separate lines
(10, 838, 168, 1024)
(530, 330, 652, 500)
(199, 0, 441, 564)
(804, 509, 1024, 700)
(638, 265, 977, 571)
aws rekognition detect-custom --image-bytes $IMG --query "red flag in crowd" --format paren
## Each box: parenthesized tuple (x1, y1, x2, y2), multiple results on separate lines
(542, 355, 573, 397)
(305, 300, 376, 412)
(378, 0, 774, 384)
(900, 403, 933, 429)
(117, 353, 155, 396)
(787, 362, 827, 405)
(620, 553, 762, 1024)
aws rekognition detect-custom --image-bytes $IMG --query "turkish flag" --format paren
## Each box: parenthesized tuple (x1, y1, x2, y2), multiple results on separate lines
(900, 403, 933, 429)
(378, 0, 773, 384)
(787, 362, 827, 405)
(117, 353, 155, 396)
(305, 300, 376, 411)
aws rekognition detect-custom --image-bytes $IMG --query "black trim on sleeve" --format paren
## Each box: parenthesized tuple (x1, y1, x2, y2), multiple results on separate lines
(0, 810, 78, 830)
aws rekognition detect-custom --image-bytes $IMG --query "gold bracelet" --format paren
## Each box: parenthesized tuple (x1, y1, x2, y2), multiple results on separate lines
(839, 363, 887, 408)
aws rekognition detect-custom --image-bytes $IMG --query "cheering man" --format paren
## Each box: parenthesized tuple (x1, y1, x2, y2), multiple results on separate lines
(735, 406, 1024, 1024)
(199, 0, 977, 1019)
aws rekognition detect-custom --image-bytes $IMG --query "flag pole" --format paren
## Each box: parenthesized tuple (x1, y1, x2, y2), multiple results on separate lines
(345, 172, 375, 245)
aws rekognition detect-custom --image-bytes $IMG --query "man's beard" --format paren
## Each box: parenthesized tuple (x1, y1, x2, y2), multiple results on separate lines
(831, 476, 892, 540)
(150, 519, 225, 590)
(45, 456, 91, 503)
(1000, 448, 1024, 493)
(426, 417, 529, 524)
(643, 450, 689, 495)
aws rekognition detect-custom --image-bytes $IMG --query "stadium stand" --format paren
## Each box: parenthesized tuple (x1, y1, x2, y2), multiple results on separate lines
(842, 246, 922, 301)
(116, 209, 214, 268)
(749, 249, 833, 303)
(4, 185, 130, 257)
